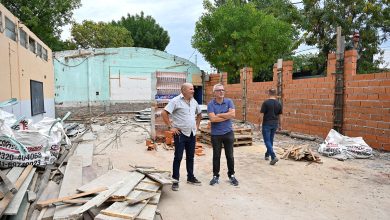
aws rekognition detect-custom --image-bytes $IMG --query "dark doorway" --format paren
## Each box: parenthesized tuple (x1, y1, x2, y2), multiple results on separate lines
(194, 86, 203, 104)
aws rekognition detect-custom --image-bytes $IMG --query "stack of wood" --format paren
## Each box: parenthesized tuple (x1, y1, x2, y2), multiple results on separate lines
(199, 127, 253, 147)
(33, 163, 173, 220)
(0, 138, 174, 219)
(281, 145, 322, 163)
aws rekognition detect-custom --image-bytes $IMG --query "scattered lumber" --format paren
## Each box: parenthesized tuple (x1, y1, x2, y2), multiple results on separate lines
(281, 145, 322, 163)
(37, 187, 107, 208)
(0, 120, 169, 220)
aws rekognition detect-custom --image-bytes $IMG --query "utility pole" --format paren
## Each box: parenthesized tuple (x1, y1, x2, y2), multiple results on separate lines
(242, 67, 248, 122)
(277, 59, 283, 129)
(333, 26, 345, 133)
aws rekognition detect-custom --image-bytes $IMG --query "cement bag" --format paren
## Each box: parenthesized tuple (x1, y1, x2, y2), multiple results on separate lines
(0, 109, 17, 128)
(318, 129, 373, 160)
(0, 116, 68, 168)
(29, 117, 71, 157)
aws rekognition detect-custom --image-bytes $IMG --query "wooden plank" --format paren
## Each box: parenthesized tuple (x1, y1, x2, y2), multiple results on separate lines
(36, 181, 60, 220)
(0, 165, 33, 216)
(100, 200, 148, 219)
(30, 209, 40, 220)
(148, 191, 161, 205)
(37, 187, 107, 208)
(58, 155, 83, 197)
(77, 169, 130, 192)
(74, 143, 94, 167)
(135, 204, 157, 220)
(127, 192, 157, 205)
(4, 167, 36, 215)
(95, 213, 124, 220)
(82, 166, 97, 185)
(0, 167, 23, 199)
(135, 182, 161, 193)
(26, 164, 54, 220)
(111, 172, 144, 199)
(135, 168, 175, 185)
(53, 155, 83, 220)
(69, 181, 124, 218)
(8, 193, 29, 220)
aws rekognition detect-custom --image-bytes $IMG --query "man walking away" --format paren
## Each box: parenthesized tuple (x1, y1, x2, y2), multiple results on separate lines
(260, 88, 282, 165)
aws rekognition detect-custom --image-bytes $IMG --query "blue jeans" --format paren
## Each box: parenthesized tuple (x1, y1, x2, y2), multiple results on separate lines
(172, 132, 195, 181)
(262, 124, 278, 160)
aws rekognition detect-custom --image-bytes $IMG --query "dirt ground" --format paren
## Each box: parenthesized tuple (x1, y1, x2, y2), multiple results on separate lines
(89, 119, 390, 220)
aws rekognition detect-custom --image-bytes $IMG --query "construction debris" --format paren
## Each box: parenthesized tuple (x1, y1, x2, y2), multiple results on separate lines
(134, 108, 152, 122)
(319, 129, 373, 160)
(281, 145, 322, 163)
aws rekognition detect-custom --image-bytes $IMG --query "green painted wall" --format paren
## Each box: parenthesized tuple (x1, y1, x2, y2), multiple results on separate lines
(54, 47, 201, 104)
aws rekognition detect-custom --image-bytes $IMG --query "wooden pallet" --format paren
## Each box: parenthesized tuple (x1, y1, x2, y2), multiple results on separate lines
(199, 127, 253, 147)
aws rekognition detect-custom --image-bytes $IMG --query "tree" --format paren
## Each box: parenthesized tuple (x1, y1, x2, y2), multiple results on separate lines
(301, 0, 389, 73)
(113, 12, 170, 51)
(1, 0, 81, 51)
(71, 20, 134, 49)
(214, 0, 303, 48)
(192, 0, 294, 81)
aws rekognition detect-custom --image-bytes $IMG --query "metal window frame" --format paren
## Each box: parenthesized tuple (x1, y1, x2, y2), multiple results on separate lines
(19, 27, 28, 48)
(4, 16, 16, 41)
(30, 80, 45, 116)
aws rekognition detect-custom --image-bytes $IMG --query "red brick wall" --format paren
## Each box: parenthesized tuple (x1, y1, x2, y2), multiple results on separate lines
(204, 50, 390, 151)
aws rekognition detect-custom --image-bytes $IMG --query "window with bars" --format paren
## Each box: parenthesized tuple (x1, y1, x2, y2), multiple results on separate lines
(37, 43, 42, 58)
(5, 16, 16, 41)
(0, 11, 3, 33)
(29, 37, 36, 53)
(19, 28, 28, 48)
(42, 47, 48, 61)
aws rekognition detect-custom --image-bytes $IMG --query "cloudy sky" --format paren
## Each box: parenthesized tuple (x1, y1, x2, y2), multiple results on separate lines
(62, 0, 389, 72)
(61, 0, 211, 71)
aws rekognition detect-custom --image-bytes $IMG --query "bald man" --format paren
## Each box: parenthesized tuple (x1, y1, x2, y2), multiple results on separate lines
(162, 83, 202, 191)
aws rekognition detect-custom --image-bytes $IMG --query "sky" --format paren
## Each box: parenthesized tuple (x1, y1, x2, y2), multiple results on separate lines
(61, 0, 211, 71)
(61, 0, 389, 72)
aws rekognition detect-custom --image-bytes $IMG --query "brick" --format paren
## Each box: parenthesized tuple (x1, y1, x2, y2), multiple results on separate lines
(380, 80, 390, 86)
(374, 73, 388, 79)
(367, 94, 379, 100)
(376, 135, 390, 143)
(379, 94, 390, 100)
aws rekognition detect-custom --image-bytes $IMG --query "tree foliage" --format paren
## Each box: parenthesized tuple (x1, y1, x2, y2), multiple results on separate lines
(1, 0, 81, 51)
(301, 0, 389, 73)
(71, 20, 134, 49)
(113, 12, 170, 51)
(192, 0, 294, 81)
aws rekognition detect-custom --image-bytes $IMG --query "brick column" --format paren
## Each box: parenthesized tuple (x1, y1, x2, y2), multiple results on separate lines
(327, 53, 336, 76)
(344, 50, 358, 76)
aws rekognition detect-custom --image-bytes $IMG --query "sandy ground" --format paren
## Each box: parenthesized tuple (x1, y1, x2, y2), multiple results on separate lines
(89, 120, 390, 220)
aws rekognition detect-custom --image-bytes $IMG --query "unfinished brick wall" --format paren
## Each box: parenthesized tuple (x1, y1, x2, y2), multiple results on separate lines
(204, 50, 390, 151)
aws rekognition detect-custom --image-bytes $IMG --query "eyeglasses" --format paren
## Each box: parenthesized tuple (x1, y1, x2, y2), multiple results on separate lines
(214, 89, 225, 92)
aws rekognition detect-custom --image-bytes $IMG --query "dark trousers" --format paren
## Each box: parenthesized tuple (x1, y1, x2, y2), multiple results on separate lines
(262, 124, 278, 160)
(211, 131, 235, 177)
(172, 132, 195, 181)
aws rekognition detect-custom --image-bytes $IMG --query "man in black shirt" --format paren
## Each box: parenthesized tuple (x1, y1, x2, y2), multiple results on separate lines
(260, 88, 282, 165)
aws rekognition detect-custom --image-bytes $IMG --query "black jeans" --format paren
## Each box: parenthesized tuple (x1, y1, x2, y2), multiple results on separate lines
(172, 132, 195, 181)
(211, 131, 235, 177)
